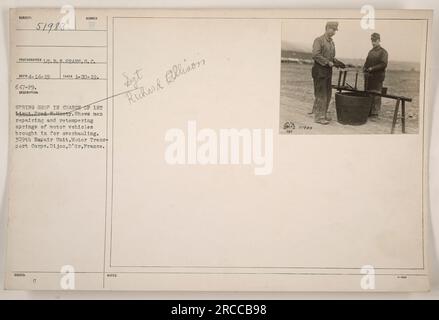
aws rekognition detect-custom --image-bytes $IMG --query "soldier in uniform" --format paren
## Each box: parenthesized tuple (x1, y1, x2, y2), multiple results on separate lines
(311, 21, 345, 125)
(363, 32, 388, 117)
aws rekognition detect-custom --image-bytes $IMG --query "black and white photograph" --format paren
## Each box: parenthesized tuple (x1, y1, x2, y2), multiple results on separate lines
(280, 19, 426, 134)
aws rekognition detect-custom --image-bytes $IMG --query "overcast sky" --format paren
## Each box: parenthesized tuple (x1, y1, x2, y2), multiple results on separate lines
(282, 19, 426, 62)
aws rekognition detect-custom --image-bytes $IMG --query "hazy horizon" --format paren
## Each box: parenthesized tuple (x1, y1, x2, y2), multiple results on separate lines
(281, 40, 421, 65)
(282, 19, 426, 63)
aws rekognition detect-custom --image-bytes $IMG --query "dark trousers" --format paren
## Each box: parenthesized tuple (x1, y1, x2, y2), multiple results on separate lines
(312, 69, 332, 121)
(365, 74, 384, 116)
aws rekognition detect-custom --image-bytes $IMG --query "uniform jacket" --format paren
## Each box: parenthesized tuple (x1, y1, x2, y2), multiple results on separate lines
(312, 34, 344, 78)
(363, 45, 388, 82)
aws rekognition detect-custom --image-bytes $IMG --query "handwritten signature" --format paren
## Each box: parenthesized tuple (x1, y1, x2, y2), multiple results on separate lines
(123, 58, 206, 105)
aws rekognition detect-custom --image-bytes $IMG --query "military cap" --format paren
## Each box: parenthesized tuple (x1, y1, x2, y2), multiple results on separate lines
(325, 21, 339, 30)
(371, 32, 381, 40)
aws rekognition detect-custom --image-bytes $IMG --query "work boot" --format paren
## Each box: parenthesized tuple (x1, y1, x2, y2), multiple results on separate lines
(315, 119, 329, 125)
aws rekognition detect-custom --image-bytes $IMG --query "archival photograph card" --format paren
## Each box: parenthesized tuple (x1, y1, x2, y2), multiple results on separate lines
(5, 8, 432, 291)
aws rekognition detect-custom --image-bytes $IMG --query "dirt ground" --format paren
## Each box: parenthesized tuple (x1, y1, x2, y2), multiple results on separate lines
(279, 63, 421, 135)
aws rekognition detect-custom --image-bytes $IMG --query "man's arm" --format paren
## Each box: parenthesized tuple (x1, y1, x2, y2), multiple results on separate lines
(333, 57, 346, 68)
(312, 38, 331, 66)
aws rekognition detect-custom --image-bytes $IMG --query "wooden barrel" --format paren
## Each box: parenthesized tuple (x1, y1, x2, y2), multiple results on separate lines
(335, 92, 373, 125)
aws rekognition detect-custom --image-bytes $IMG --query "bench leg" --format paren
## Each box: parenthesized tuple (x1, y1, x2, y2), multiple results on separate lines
(391, 99, 401, 134)
(401, 100, 406, 133)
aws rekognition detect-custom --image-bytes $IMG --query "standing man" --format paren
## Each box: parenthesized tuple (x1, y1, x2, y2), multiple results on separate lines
(363, 33, 388, 117)
(311, 21, 345, 125)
